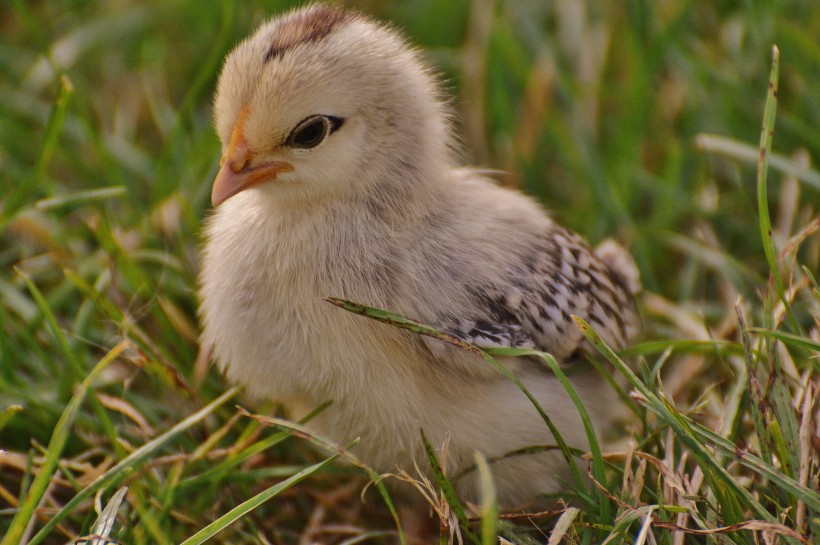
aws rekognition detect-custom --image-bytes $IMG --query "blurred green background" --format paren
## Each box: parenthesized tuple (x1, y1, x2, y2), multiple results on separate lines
(1, 0, 818, 542)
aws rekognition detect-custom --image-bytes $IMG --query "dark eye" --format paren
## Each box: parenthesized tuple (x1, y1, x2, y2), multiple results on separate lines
(286, 115, 344, 149)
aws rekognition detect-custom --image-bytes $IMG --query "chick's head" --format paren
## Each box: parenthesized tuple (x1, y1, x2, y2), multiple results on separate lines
(211, 5, 453, 207)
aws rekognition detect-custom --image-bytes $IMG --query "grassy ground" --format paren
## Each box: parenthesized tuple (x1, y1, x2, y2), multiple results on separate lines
(1, 0, 818, 544)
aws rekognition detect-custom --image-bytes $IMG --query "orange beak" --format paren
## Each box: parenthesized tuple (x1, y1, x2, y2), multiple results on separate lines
(211, 106, 293, 206)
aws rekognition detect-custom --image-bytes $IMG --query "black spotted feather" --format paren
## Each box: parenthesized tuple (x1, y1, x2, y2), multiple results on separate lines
(441, 225, 640, 360)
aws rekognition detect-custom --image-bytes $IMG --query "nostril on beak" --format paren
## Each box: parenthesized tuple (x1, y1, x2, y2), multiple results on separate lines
(232, 157, 251, 173)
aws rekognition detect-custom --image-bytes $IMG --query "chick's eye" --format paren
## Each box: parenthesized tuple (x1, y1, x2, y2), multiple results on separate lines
(286, 115, 344, 149)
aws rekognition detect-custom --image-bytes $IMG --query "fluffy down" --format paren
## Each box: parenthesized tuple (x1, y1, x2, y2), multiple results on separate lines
(199, 4, 640, 508)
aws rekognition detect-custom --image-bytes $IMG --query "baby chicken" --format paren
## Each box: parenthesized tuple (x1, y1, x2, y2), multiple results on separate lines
(199, 4, 640, 508)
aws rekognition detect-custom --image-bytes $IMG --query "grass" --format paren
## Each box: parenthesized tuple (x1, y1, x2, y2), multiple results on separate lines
(1, 0, 819, 544)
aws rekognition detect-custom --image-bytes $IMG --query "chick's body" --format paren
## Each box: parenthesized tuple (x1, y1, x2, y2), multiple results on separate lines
(199, 5, 640, 507)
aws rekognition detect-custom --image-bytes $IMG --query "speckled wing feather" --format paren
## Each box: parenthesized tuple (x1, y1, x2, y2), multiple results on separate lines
(442, 226, 640, 360)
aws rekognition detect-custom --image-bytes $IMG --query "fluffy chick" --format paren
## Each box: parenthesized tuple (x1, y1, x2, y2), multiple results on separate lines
(199, 4, 640, 508)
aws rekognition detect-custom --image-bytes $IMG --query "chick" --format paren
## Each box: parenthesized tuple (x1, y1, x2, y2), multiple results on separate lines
(199, 4, 640, 508)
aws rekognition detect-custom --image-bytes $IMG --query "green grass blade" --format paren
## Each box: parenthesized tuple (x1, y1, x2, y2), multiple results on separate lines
(687, 419, 820, 512)
(0, 342, 126, 545)
(34, 186, 127, 210)
(16, 268, 85, 380)
(748, 328, 820, 355)
(177, 401, 331, 491)
(421, 431, 480, 545)
(19, 269, 127, 458)
(572, 315, 786, 524)
(178, 456, 340, 545)
(32, 75, 73, 187)
(473, 452, 499, 545)
(26, 387, 241, 545)
(737, 305, 775, 468)
(87, 486, 128, 538)
(621, 339, 744, 358)
(695, 133, 820, 191)
(238, 409, 408, 545)
(326, 297, 483, 355)
(487, 346, 611, 522)
(756, 45, 800, 336)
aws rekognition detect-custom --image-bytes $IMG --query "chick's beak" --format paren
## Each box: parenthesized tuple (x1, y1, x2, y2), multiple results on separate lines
(211, 108, 293, 206)
(211, 155, 293, 207)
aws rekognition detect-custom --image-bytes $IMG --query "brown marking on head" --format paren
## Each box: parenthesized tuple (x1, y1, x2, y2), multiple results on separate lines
(263, 6, 352, 63)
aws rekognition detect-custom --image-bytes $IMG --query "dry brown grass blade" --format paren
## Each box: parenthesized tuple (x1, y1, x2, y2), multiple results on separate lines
(650, 519, 812, 545)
